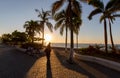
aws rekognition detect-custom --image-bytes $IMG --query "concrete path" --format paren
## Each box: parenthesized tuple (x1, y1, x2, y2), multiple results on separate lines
(0, 44, 120, 78)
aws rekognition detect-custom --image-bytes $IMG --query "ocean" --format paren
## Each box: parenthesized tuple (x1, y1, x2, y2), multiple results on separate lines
(51, 43, 120, 49)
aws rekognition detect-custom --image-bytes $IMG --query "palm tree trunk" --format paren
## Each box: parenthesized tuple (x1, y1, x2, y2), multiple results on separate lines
(65, 26, 68, 52)
(109, 20, 116, 52)
(32, 30, 34, 44)
(104, 19, 108, 53)
(69, 26, 74, 62)
(76, 34, 78, 51)
(42, 25, 44, 46)
(68, 0, 74, 63)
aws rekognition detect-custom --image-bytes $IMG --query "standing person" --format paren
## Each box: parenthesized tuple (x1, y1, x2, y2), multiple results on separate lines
(45, 43, 51, 60)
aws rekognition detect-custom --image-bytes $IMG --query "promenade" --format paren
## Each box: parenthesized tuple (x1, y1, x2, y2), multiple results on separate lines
(0, 44, 120, 78)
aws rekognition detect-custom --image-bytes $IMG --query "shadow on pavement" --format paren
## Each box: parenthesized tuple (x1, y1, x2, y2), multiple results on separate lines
(54, 49, 95, 78)
(82, 60, 120, 78)
(0, 47, 43, 78)
(46, 59, 52, 78)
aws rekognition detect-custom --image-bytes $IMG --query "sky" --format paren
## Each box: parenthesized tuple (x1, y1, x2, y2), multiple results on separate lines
(0, 0, 120, 44)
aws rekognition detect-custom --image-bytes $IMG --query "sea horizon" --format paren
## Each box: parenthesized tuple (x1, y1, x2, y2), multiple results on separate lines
(51, 43, 120, 49)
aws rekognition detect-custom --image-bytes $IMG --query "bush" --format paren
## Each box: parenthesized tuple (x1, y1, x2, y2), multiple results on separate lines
(21, 42, 43, 49)
(79, 45, 103, 55)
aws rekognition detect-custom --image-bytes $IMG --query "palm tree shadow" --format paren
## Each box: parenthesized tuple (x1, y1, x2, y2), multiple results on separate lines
(46, 59, 52, 78)
(54, 50, 95, 78)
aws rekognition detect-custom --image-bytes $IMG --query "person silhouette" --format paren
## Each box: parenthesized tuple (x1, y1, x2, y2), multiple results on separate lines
(45, 43, 51, 60)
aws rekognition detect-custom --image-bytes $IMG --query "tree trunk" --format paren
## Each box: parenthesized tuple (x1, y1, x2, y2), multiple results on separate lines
(32, 30, 34, 44)
(109, 20, 116, 52)
(104, 19, 108, 53)
(69, 26, 74, 63)
(68, 0, 74, 63)
(65, 26, 68, 52)
(76, 34, 78, 51)
(42, 25, 44, 46)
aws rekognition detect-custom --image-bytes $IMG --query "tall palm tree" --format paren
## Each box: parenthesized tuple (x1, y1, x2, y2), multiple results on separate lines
(88, 0, 120, 53)
(24, 20, 40, 43)
(54, 10, 69, 52)
(35, 9, 53, 46)
(88, 0, 108, 52)
(73, 16, 82, 50)
(100, 0, 120, 52)
(52, 0, 82, 63)
(100, 14, 120, 52)
(54, 10, 82, 52)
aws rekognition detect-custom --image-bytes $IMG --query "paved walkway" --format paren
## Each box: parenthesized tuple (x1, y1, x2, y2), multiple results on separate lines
(0, 44, 120, 78)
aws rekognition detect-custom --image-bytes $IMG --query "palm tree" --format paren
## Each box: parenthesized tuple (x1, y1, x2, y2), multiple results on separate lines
(73, 16, 82, 51)
(35, 9, 53, 46)
(52, 0, 82, 63)
(100, 0, 120, 52)
(88, 0, 120, 53)
(88, 0, 108, 52)
(101, 14, 120, 52)
(54, 10, 69, 52)
(24, 20, 40, 43)
(108, 18, 115, 51)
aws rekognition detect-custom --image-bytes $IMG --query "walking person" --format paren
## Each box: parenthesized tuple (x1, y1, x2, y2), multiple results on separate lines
(45, 43, 51, 60)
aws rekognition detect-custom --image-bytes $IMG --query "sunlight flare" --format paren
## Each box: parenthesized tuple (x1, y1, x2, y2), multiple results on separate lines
(45, 34, 52, 42)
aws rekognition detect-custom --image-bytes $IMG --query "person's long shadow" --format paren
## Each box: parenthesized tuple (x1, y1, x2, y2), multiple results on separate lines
(46, 59, 52, 78)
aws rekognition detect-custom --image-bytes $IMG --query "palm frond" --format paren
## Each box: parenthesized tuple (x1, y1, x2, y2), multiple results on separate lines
(52, 0, 65, 15)
(100, 14, 116, 24)
(73, 27, 79, 35)
(79, 0, 89, 3)
(66, 3, 71, 17)
(24, 21, 31, 28)
(35, 9, 43, 18)
(54, 10, 65, 21)
(73, 17, 82, 26)
(110, 18, 114, 24)
(54, 19, 64, 30)
(108, 0, 120, 13)
(25, 20, 30, 23)
(46, 22, 53, 32)
(109, 14, 120, 24)
(88, 8, 102, 20)
(23, 24, 28, 28)
(38, 13, 43, 18)
(35, 9, 40, 13)
(72, 0, 82, 17)
(73, 17, 82, 34)
(46, 11, 51, 16)
(105, 0, 116, 10)
(113, 14, 120, 18)
(88, 0, 104, 9)
(100, 15, 105, 23)
(60, 24, 65, 35)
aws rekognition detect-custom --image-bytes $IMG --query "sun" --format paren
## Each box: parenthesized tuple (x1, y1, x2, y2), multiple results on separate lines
(44, 34, 52, 42)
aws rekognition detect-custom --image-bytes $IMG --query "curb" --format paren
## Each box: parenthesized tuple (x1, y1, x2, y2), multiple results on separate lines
(75, 53, 120, 72)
